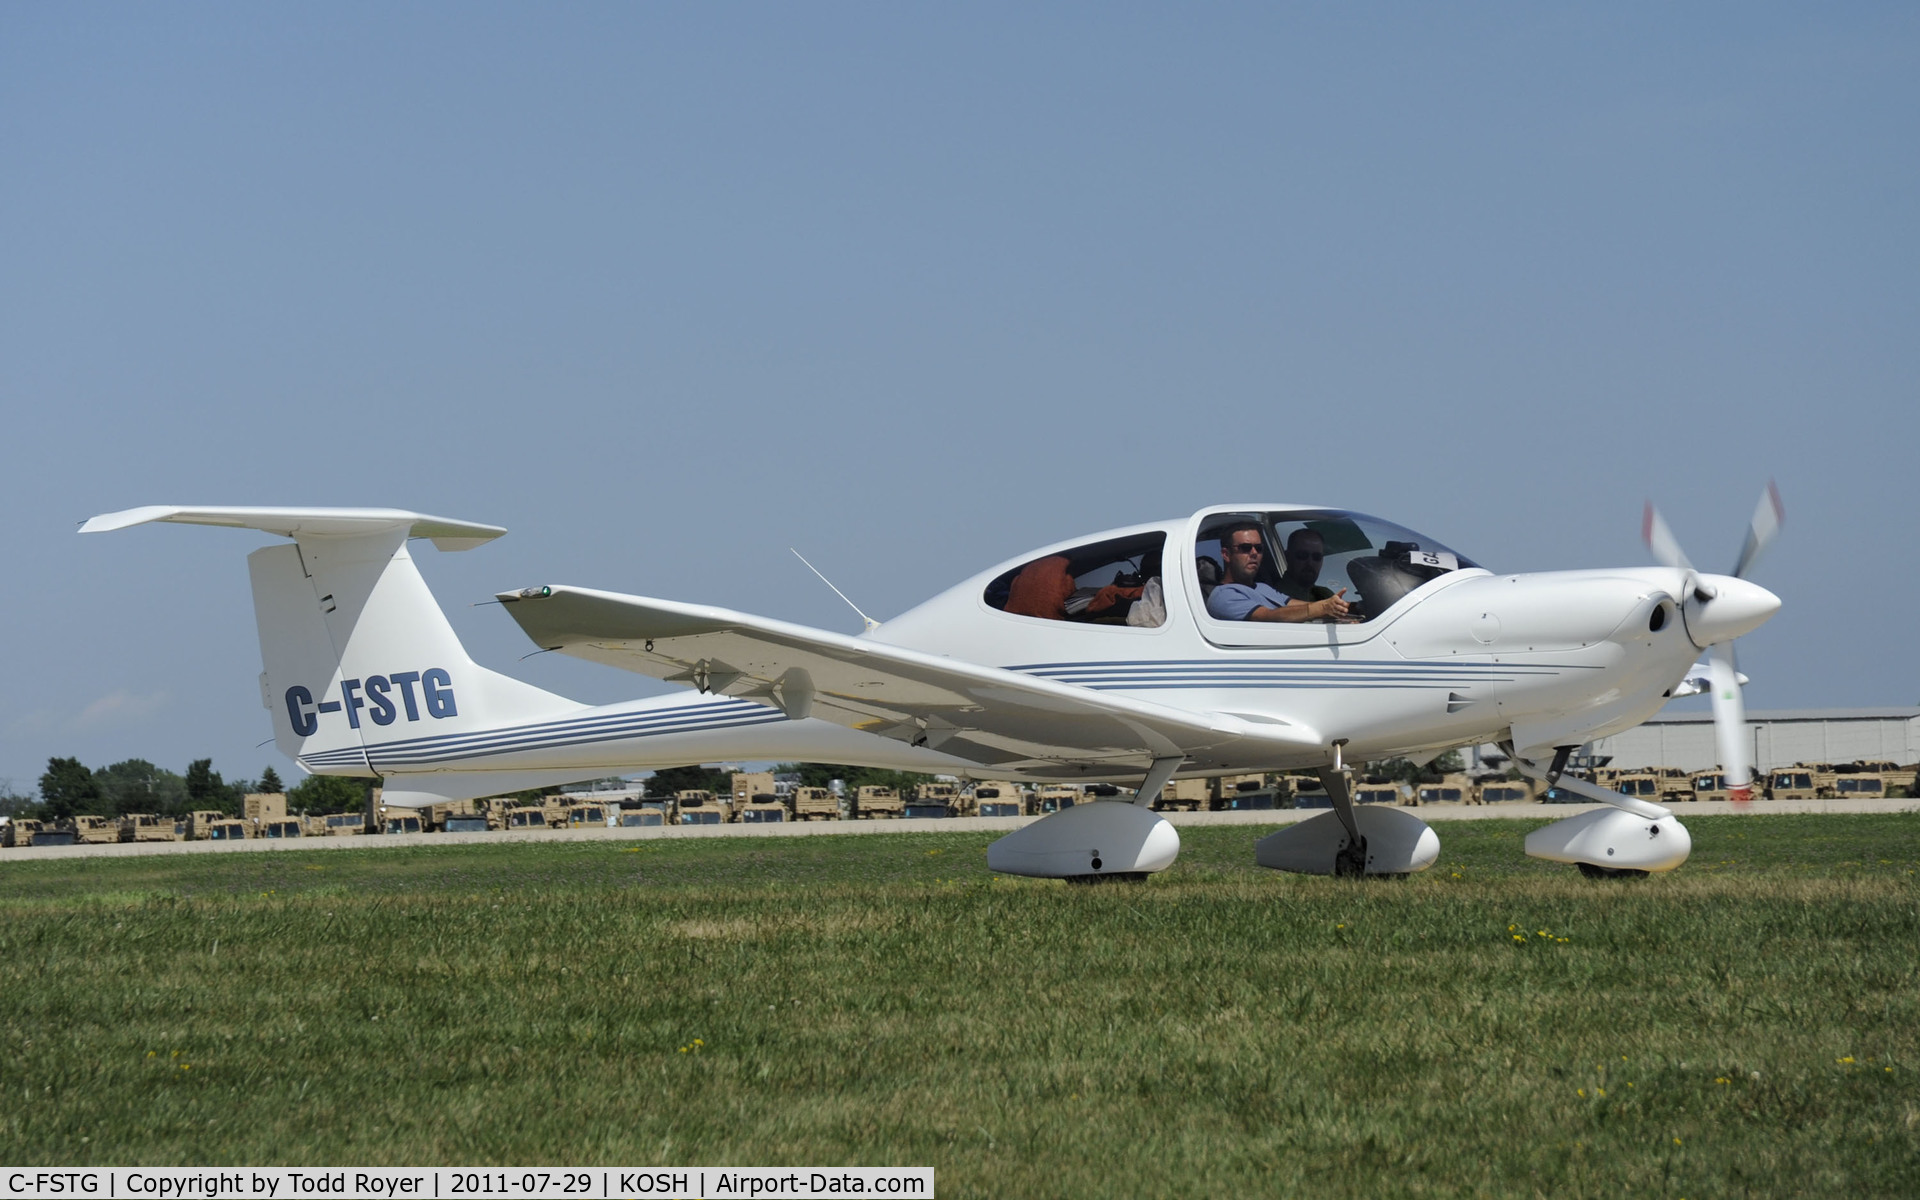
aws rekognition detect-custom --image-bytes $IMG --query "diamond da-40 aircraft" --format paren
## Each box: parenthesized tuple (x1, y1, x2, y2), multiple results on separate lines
(82, 493, 1782, 879)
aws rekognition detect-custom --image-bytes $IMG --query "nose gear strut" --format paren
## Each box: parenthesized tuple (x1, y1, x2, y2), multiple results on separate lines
(1322, 740, 1368, 877)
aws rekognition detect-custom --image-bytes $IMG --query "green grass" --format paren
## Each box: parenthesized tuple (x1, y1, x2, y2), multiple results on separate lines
(0, 814, 1915, 1198)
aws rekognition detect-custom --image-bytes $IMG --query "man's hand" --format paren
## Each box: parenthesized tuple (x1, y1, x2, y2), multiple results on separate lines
(1309, 589, 1351, 621)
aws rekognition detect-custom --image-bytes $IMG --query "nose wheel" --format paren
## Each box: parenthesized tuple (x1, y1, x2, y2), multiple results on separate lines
(1320, 762, 1372, 877)
(1334, 837, 1370, 877)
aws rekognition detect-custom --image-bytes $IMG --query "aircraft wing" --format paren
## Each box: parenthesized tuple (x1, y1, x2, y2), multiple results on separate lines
(496, 585, 1321, 777)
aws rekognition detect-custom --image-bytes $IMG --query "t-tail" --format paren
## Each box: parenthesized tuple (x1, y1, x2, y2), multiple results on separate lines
(80, 507, 586, 801)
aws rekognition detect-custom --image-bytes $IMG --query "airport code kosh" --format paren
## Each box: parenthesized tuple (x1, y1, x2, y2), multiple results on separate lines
(0, 1169, 934, 1199)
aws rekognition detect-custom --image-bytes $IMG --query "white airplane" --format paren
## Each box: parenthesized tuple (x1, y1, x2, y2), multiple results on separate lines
(81, 494, 1782, 880)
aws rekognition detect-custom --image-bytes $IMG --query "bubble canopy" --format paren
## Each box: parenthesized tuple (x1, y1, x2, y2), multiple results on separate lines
(1197, 509, 1485, 623)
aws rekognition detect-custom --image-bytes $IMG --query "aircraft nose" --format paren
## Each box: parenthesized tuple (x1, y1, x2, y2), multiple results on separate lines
(1683, 575, 1782, 648)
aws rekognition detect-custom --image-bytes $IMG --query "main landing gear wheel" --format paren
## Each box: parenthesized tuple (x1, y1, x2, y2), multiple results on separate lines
(1576, 862, 1650, 880)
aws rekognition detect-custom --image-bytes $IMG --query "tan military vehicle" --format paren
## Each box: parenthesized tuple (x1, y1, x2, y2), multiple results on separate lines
(612, 799, 666, 827)
(1212, 774, 1279, 810)
(258, 817, 303, 838)
(205, 816, 251, 840)
(562, 802, 611, 828)
(790, 786, 841, 821)
(734, 791, 789, 824)
(243, 793, 288, 822)
(1154, 778, 1209, 812)
(1690, 771, 1739, 803)
(1827, 762, 1903, 800)
(1414, 773, 1474, 806)
(1475, 777, 1536, 805)
(675, 789, 729, 825)
(375, 807, 425, 834)
(906, 783, 960, 819)
(71, 815, 120, 844)
(1598, 769, 1665, 803)
(1349, 779, 1405, 806)
(314, 812, 368, 836)
(417, 799, 489, 832)
(22, 820, 76, 846)
(502, 802, 556, 830)
(972, 784, 1026, 817)
(731, 772, 776, 808)
(4, 819, 45, 847)
(1764, 765, 1818, 800)
(119, 813, 177, 842)
(178, 810, 229, 840)
(1033, 785, 1079, 813)
(852, 785, 903, 819)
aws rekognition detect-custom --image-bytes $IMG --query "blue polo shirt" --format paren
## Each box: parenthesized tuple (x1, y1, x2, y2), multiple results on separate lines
(1207, 582, 1296, 621)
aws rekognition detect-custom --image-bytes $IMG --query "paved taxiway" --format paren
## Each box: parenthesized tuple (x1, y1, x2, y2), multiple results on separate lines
(3, 797, 1913, 863)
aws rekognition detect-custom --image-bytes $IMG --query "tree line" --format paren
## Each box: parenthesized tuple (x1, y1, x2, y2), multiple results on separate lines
(0, 757, 382, 822)
(0, 757, 946, 824)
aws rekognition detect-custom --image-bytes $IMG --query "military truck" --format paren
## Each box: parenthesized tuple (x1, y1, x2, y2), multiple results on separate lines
(1827, 762, 1903, 799)
(734, 791, 788, 823)
(3, 819, 45, 847)
(852, 785, 903, 819)
(790, 786, 840, 821)
(558, 801, 607, 828)
(119, 813, 177, 842)
(1033, 786, 1079, 813)
(1597, 768, 1665, 803)
(179, 810, 230, 840)
(205, 816, 251, 840)
(243, 792, 288, 823)
(503, 802, 557, 830)
(258, 817, 303, 838)
(1212, 774, 1279, 810)
(314, 812, 368, 836)
(972, 784, 1026, 817)
(675, 789, 728, 825)
(1154, 778, 1209, 812)
(1475, 777, 1536, 805)
(611, 800, 663, 827)
(418, 800, 489, 832)
(731, 772, 776, 809)
(376, 807, 426, 834)
(1690, 771, 1740, 803)
(1414, 773, 1474, 806)
(1764, 765, 1818, 800)
(71, 815, 120, 844)
(906, 783, 960, 819)
(24, 821, 76, 846)
(1349, 779, 1405, 806)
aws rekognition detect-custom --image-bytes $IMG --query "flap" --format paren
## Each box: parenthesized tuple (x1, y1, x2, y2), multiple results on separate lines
(498, 585, 1322, 777)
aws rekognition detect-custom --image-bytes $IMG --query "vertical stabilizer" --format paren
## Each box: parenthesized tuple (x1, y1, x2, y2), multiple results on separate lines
(85, 506, 584, 776)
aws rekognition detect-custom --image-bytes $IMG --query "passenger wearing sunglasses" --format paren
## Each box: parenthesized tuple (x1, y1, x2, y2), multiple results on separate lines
(1278, 528, 1341, 606)
(1206, 522, 1351, 623)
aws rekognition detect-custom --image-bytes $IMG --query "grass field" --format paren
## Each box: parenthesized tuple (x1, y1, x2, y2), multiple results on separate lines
(0, 812, 1915, 1197)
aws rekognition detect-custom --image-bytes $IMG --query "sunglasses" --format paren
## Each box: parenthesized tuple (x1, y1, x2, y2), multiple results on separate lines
(1226, 542, 1264, 554)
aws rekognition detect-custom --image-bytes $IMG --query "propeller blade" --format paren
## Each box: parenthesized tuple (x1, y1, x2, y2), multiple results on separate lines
(1643, 503, 1694, 573)
(1708, 644, 1752, 808)
(1730, 480, 1785, 580)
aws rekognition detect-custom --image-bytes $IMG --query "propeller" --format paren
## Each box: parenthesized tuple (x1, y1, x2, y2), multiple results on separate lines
(1643, 482, 1785, 808)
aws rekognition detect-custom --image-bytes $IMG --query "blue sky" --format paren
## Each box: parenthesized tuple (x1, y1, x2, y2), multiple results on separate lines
(3, 5, 1915, 790)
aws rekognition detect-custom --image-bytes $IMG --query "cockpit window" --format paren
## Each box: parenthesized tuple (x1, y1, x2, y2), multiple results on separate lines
(1197, 510, 1481, 624)
(985, 532, 1166, 627)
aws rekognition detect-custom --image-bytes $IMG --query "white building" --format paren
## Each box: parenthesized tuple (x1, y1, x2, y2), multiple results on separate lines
(1590, 708, 1920, 772)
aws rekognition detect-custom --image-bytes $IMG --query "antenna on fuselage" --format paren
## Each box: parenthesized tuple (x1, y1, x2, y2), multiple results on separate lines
(791, 548, 881, 633)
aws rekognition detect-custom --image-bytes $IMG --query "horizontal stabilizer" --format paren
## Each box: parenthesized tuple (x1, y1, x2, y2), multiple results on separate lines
(80, 506, 506, 551)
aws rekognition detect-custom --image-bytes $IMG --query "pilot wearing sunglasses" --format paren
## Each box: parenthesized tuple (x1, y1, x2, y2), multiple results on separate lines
(1207, 522, 1351, 623)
